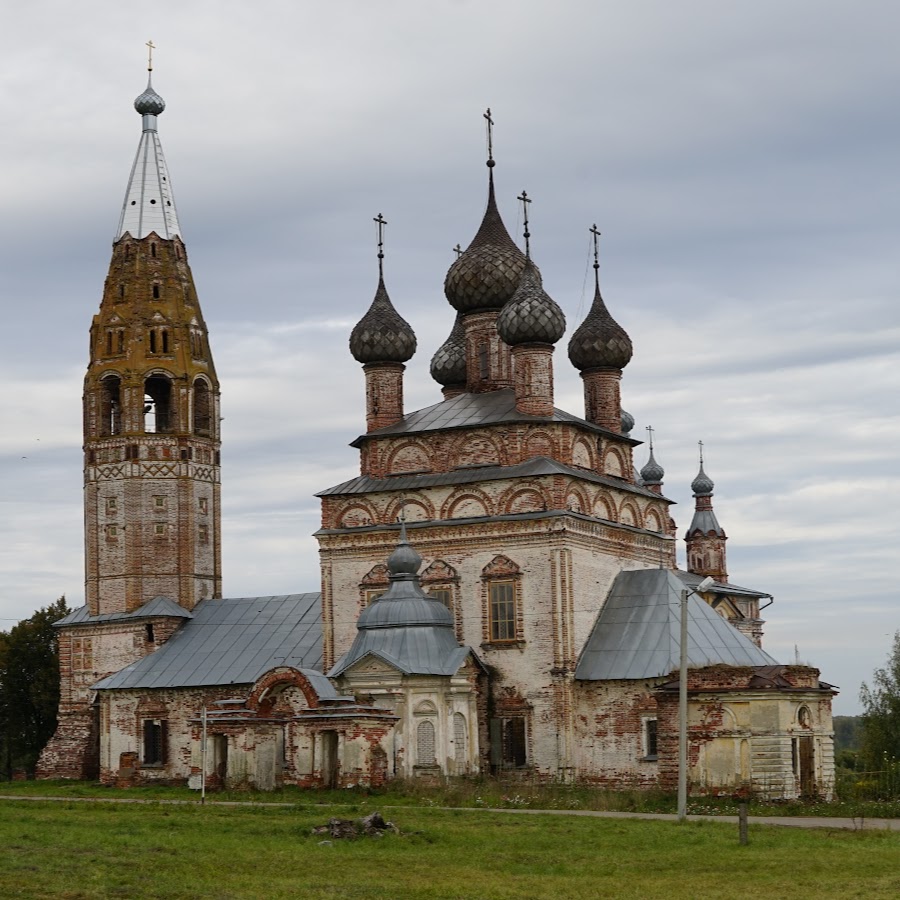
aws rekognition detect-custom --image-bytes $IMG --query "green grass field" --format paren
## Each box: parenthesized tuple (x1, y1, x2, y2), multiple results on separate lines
(2, 798, 900, 899)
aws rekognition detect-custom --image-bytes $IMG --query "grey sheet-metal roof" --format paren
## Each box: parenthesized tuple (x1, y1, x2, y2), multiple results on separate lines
(675, 570, 772, 600)
(56, 596, 193, 627)
(92, 593, 325, 691)
(349, 389, 639, 447)
(317, 455, 664, 502)
(574, 569, 778, 681)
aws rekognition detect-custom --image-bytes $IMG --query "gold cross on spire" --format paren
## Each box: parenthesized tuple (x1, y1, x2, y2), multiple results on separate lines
(484, 108, 494, 164)
(517, 190, 532, 257)
(146, 40, 156, 72)
(373, 213, 387, 275)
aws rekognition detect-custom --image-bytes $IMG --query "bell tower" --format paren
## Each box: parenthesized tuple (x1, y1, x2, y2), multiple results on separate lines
(83, 64, 221, 615)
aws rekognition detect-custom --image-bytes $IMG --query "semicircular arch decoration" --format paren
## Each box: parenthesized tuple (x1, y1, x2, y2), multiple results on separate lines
(450, 431, 503, 468)
(618, 500, 642, 528)
(385, 440, 431, 475)
(593, 491, 616, 522)
(385, 495, 435, 523)
(564, 483, 591, 514)
(441, 487, 492, 521)
(339, 501, 378, 529)
(522, 429, 555, 461)
(645, 506, 664, 533)
(572, 437, 594, 470)
(500, 485, 547, 516)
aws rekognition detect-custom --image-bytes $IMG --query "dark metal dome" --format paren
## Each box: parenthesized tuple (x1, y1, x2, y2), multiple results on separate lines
(444, 172, 529, 314)
(349, 276, 417, 364)
(497, 258, 566, 346)
(567, 281, 632, 371)
(640, 448, 665, 485)
(134, 79, 166, 116)
(430, 314, 467, 386)
(621, 409, 635, 436)
(691, 462, 715, 496)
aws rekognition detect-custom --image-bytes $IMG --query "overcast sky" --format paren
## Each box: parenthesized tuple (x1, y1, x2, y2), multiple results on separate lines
(2, 1, 898, 715)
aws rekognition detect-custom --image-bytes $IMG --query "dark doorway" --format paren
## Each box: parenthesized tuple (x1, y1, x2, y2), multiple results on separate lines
(321, 731, 339, 789)
(798, 736, 815, 798)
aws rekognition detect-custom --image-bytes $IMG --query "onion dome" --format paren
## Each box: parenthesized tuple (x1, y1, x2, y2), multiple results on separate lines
(430, 314, 467, 386)
(349, 275, 417, 364)
(497, 258, 566, 345)
(621, 409, 635, 436)
(691, 461, 715, 496)
(444, 169, 529, 314)
(134, 79, 166, 116)
(386, 520, 422, 575)
(568, 279, 633, 371)
(641, 449, 665, 486)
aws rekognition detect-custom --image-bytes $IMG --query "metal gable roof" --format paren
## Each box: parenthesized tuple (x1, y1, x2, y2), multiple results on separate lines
(56, 596, 193, 627)
(349, 388, 638, 447)
(574, 569, 778, 681)
(92, 593, 324, 691)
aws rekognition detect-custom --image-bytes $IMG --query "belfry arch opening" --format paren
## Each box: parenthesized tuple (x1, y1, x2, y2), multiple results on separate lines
(100, 375, 122, 436)
(143, 375, 174, 433)
(193, 379, 212, 436)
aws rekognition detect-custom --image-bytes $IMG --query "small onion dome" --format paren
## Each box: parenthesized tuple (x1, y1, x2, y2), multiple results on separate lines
(349, 276, 417, 364)
(621, 409, 635, 436)
(430, 314, 467, 386)
(497, 258, 566, 345)
(640, 448, 665, 486)
(444, 173, 530, 313)
(387, 521, 422, 575)
(134, 80, 166, 116)
(567, 281, 633, 371)
(691, 462, 715, 496)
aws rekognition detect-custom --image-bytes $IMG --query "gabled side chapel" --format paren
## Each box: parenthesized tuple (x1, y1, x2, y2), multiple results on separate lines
(38, 71, 836, 799)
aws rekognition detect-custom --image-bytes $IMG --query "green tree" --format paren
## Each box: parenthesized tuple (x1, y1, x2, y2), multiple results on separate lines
(860, 631, 900, 769)
(0, 597, 70, 778)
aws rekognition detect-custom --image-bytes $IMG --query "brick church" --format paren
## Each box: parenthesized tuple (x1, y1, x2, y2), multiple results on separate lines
(38, 69, 836, 799)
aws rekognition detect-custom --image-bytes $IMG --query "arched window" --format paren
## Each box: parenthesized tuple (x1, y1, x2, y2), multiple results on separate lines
(417, 720, 436, 766)
(144, 375, 173, 433)
(194, 381, 211, 435)
(100, 375, 121, 436)
(481, 556, 523, 644)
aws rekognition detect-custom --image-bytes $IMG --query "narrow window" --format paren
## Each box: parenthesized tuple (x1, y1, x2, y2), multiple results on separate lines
(479, 342, 489, 380)
(117, 330, 125, 354)
(429, 587, 452, 609)
(644, 718, 658, 759)
(145, 623, 155, 643)
(154, 496, 166, 510)
(100, 375, 122, 436)
(119, 284, 125, 300)
(193, 380, 211, 435)
(453, 713, 467, 767)
(150, 243, 157, 258)
(105, 497, 117, 515)
(489, 580, 516, 641)
(198, 497, 208, 515)
(152, 284, 160, 299)
(198, 524, 209, 544)
(149, 330, 157, 353)
(161, 329, 169, 353)
(105, 331, 113, 355)
(142, 719, 167, 765)
(154, 523, 166, 536)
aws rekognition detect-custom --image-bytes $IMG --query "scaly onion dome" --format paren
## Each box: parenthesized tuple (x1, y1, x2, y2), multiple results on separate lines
(134, 79, 166, 116)
(567, 281, 633, 371)
(444, 173, 530, 313)
(349, 276, 417, 364)
(691, 462, 715, 496)
(621, 409, 635, 436)
(640, 448, 665, 486)
(497, 257, 566, 345)
(430, 314, 467, 386)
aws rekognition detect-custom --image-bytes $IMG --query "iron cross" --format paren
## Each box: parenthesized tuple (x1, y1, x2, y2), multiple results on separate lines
(590, 223, 601, 269)
(484, 108, 494, 162)
(517, 190, 532, 256)
(146, 40, 156, 72)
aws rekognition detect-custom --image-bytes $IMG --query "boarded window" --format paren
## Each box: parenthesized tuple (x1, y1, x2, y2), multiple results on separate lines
(644, 718, 658, 758)
(417, 720, 436, 766)
(453, 713, 467, 767)
(193, 380, 212, 436)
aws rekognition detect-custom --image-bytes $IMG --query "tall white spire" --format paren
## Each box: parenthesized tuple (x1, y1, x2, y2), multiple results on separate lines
(115, 71, 182, 241)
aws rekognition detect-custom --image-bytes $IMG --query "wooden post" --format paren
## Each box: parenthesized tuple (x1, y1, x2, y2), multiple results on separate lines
(738, 802, 749, 845)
